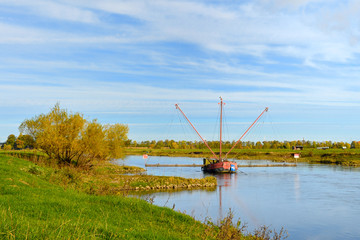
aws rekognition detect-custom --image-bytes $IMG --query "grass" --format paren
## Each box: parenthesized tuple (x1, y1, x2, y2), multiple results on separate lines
(126, 147, 360, 167)
(0, 150, 217, 193)
(0, 154, 212, 239)
(0, 153, 287, 239)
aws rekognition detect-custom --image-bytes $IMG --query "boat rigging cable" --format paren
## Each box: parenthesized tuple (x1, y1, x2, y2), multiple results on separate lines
(244, 111, 279, 144)
(239, 115, 264, 144)
(176, 106, 198, 141)
(165, 108, 176, 142)
(223, 105, 231, 146)
(211, 103, 221, 143)
(267, 112, 281, 140)
(175, 103, 219, 160)
(224, 107, 269, 159)
(175, 98, 268, 161)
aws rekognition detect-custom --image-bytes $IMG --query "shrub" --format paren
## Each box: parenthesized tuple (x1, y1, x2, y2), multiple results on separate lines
(19, 104, 128, 166)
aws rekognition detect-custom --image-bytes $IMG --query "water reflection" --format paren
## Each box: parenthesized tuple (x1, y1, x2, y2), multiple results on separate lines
(294, 174, 300, 202)
(117, 155, 360, 240)
(218, 185, 222, 219)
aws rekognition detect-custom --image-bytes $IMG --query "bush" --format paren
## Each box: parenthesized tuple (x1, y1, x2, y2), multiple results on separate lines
(3, 144, 12, 150)
(19, 104, 128, 166)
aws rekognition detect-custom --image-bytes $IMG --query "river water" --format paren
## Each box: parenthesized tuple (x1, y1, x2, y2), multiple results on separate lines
(115, 155, 360, 240)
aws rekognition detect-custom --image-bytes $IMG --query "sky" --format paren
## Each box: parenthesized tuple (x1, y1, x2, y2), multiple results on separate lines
(1, 0, 360, 143)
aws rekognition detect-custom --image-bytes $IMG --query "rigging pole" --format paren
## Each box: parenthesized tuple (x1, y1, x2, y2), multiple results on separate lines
(175, 104, 218, 160)
(225, 107, 269, 159)
(219, 97, 223, 161)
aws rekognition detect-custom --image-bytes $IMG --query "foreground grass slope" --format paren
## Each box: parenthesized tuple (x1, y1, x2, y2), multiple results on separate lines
(0, 154, 287, 239)
(0, 154, 212, 239)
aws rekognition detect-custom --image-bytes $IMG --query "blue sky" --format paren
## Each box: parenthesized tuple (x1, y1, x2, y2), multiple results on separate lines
(1, 0, 360, 143)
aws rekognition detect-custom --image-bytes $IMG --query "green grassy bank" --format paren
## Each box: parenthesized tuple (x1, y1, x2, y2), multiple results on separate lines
(0, 154, 287, 239)
(126, 147, 360, 167)
(1, 151, 216, 192)
(0, 154, 212, 239)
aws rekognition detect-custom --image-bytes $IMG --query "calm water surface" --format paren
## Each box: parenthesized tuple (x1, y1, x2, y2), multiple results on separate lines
(115, 156, 360, 240)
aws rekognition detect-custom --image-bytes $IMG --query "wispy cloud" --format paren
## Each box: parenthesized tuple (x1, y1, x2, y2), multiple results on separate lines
(1, 0, 360, 62)
(0, 0, 99, 23)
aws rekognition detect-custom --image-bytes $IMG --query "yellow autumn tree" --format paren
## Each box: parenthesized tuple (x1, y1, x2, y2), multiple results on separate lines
(19, 104, 128, 166)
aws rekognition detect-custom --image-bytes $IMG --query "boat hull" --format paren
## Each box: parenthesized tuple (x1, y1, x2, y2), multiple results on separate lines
(202, 159, 238, 173)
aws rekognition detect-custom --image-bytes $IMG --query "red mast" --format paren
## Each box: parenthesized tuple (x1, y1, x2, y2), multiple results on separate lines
(175, 104, 218, 160)
(219, 97, 223, 161)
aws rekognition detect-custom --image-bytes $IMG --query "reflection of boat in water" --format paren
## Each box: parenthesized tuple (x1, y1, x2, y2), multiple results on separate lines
(175, 97, 268, 173)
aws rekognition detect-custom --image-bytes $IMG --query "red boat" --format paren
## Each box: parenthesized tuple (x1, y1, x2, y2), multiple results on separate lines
(175, 97, 268, 173)
(202, 158, 238, 173)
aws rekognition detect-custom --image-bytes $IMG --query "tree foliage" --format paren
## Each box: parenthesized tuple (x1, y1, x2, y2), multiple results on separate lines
(2, 134, 35, 150)
(17, 134, 36, 149)
(3, 144, 12, 150)
(19, 104, 128, 166)
(126, 139, 354, 150)
(6, 134, 16, 149)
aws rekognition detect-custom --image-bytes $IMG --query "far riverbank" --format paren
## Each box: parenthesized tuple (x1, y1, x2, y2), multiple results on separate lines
(126, 147, 360, 167)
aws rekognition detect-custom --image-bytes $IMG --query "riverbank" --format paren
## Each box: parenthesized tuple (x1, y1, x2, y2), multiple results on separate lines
(126, 147, 360, 167)
(0, 151, 216, 192)
(0, 153, 287, 239)
(0, 154, 213, 239)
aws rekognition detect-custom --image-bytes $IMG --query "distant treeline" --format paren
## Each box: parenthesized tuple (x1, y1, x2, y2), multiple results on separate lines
(125, 139, 360, 150)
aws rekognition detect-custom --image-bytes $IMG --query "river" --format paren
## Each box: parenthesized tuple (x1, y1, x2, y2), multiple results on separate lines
(115, 155, 360, 240)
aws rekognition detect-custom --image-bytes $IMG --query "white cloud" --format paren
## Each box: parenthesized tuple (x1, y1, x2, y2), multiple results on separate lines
(1, 75, 359, 113)
(258, 0, 328, 10)
(0, 0, 98, 23)
(1, 0, 360, 63)
(68, 0, 360, 63)
(38, 1, 98, 23)
(0, 22, 47, 43)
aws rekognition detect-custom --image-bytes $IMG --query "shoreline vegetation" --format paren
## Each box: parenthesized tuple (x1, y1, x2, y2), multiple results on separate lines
(0, 151, 217, 192)
(125, 147, 360, 167)
(0, 152, 288, 239)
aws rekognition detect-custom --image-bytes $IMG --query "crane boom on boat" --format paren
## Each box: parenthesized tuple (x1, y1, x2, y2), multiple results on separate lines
(175, 98, 268, 173)
(175, 103, 218, 160)
(175, 99, 268, 161)
(224, 107, 269, 159)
